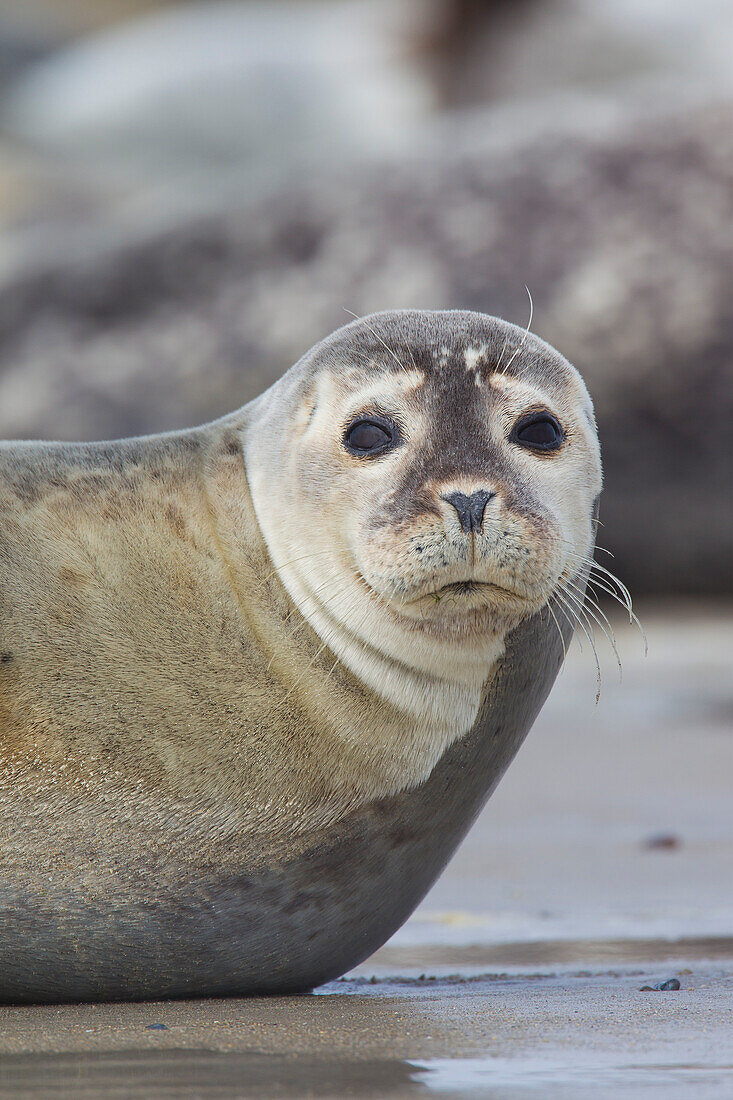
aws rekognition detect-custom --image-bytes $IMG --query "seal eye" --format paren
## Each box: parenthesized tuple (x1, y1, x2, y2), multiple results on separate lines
(344, 418, 397, 456)
(511, 412, 564, 452)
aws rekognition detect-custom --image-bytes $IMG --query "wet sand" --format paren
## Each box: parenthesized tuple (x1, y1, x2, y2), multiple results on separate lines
(1, 603, 731, 1097)
(1, 962, 732, 1098)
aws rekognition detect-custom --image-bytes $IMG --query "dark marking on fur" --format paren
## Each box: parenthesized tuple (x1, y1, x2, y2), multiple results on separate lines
(165, 503, 187, 539)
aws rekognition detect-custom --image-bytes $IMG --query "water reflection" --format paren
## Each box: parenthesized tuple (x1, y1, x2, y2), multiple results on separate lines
(414, 1056, 733, 1098)
(0, 1050, 419, 1099)
(366, 935, 733, 973)
(3, 1049, 732, 1099)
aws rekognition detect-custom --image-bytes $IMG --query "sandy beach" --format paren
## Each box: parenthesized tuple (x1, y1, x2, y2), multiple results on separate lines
(0, 603, 730, 1097)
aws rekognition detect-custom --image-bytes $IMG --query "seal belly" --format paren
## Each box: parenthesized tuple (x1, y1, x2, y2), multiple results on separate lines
(0, 602, 569, 1003)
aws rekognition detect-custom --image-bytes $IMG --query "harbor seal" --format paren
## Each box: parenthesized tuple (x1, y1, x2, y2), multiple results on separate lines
(0, 309, 600, 1002)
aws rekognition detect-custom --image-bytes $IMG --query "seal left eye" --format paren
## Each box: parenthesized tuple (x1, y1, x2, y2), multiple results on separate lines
(344, 419, 396, 455)
(511, 412, 564, 452)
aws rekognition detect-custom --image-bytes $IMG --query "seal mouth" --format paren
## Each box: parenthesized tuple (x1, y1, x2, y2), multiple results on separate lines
(428, 579, 522, 600)
(411, 578, 529, 606)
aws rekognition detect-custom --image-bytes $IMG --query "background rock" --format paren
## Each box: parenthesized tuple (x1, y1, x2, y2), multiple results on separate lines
(0, 1, 438, 186)
(0, 99, 730, 596)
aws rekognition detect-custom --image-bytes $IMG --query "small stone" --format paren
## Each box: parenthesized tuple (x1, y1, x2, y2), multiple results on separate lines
(643, 833, 680, 851)
(146, 1023, 168, 1030)
(639, 978, 681, 992)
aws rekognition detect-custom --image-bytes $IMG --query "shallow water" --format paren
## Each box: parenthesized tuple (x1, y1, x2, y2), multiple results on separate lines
(365, 935, 733, 972)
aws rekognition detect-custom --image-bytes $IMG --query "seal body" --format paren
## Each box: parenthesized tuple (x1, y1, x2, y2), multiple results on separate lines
(0, 310, 599, 1002)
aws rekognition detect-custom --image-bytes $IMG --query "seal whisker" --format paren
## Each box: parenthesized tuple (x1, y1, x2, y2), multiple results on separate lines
(264, 582, 357, 679)
(280, 561, 393, 644)
(264, 549, 336, 583)
(324, 653, 342, 685)
(566, 551, 647, 654)
(343, 308, 411, 374)
(495, 335, 509, 372)
(564, 549, 636, 617)
(281, 584, 376, 702)
(281, 574, 356, 627)
(283, 567, 387, 653)
(542, 599, 568, 662)
(588, 578, 648, 655)
(554, 589, 602, 702)
(586, 572, 633, 615)
(263, 577, 358, 676)
(560, 579, 622, 680)
(403, 340, 419, 373)
(551, 589, 602, 702)
(564, 577, 622, 670)
(561, 545, 625, 598)
(586, 559, 634, 613)
(277, 576, 354, 638)
(501, 285, 534, 375)
(562, 573, 621, 647)
(551, 592, 584, 653)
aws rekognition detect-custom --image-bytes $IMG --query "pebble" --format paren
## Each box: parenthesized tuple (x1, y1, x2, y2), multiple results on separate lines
(639, 978, 681, 992)
(643, 833, 681, 851)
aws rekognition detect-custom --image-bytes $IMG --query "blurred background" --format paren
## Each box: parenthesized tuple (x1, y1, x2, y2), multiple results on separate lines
(0, 0, 731, 1039)
(0, 0, 731, 595)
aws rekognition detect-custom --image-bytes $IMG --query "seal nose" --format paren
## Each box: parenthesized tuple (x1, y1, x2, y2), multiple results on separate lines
(442, 490, 495, 533)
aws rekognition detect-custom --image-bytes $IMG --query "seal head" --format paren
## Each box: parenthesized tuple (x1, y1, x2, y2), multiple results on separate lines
(246, 310, 601, 786)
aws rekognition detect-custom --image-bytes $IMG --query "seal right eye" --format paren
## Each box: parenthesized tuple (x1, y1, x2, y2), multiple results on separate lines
(344, 418, 398, 456)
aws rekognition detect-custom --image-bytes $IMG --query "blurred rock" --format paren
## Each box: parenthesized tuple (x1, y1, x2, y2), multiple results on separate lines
(0, 9, 138, 235)
(5, 0, 733, 189)
(0, 24, 55, 92)
(0, 1, 172, 38)
(429, 0, 733, 110)
(0, 144, 118, 239)
(0, 101, 731, 597)
(0, 1, 176, 94)
(0, 1, 437, 185)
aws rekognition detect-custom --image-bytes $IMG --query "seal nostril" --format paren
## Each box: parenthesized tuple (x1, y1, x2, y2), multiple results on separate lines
(442, 490, 495, 533)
